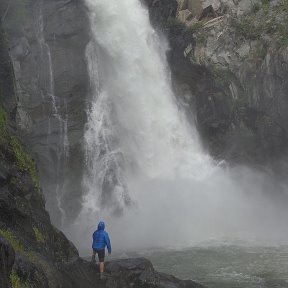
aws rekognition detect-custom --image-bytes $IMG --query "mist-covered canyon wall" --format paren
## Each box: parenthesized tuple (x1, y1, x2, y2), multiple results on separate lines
(1, 0, 90, 225)
(1, 0, 288, 286)
(1, 0, 288, 230)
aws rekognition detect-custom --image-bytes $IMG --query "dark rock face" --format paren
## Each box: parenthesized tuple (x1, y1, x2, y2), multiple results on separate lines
(59, 257, 205, 288)
(2, 0, 90, 226)
(0, 238, 15, 288)
(0, 15, 79, 287)
(147, 0, 288, 166)
(143, 0, 178, 29)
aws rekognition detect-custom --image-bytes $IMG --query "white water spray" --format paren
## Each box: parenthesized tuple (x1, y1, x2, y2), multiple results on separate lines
(70, 0, 288, 254)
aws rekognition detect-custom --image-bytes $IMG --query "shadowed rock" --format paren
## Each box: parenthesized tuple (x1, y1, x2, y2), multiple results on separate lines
(59, 257, 205, 288)
(0, 237, 15, 288)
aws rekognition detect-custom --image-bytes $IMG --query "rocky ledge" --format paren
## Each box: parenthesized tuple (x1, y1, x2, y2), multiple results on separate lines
(1, 237, 204, 288)
(54, 257, 204, 288)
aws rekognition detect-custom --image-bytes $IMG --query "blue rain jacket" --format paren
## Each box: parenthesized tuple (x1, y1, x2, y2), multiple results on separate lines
(92, 221, 111, 253)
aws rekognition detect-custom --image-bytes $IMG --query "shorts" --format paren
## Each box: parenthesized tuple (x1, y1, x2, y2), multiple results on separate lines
(93, 249, 105, 262)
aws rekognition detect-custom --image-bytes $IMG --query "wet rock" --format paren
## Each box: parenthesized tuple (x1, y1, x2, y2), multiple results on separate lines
(59, 257, 205, 288)
(3, 0, 90, 226)
(143, 0, 178, 29)
(147, 0, 288, 165)
(198, 5, 216, 21)
(0, 237, 15, 288)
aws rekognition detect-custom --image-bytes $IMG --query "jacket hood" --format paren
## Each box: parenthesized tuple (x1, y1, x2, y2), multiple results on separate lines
(98, 221, 105, 230)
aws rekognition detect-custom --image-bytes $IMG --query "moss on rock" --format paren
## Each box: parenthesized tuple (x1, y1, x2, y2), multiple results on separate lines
(0, 229, 24, 253)
(10, 136, 40, 190)
(0, 106, 8, 142)
(33, 227, 45, 244)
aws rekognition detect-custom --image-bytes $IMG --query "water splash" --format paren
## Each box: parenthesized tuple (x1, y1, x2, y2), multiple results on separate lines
(68, 0, 288, 254)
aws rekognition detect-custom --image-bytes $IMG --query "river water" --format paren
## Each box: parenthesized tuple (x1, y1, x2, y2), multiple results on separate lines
(131, 244, 288, 288)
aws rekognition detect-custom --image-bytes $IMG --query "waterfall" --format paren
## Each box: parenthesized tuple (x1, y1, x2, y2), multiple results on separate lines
(36, 2, 70, 226)
(69, 0, 288, 254)
(83, 0, 214, 213)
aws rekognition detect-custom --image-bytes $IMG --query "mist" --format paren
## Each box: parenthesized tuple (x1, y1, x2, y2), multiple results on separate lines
(63, 0, 288, 255)
(65, 164, 288, 255)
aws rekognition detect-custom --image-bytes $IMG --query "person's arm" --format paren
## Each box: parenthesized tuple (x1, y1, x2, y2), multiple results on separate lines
(104, 232, 111, 254)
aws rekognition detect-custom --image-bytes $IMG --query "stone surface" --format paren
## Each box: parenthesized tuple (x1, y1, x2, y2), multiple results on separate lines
(0, 237, 15, 288)
(2, 0, 90, 226)
(151, 0, 288, 166)
(59, 257, 205, 288)
(143, 0, 178, 28)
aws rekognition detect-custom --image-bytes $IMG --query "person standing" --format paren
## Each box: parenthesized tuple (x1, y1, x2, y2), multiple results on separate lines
(91, 221, 111, 279)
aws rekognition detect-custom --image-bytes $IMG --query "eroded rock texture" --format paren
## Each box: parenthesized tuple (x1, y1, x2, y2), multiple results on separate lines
(146, 0, 288, 167)
(2, 0, 90, 225)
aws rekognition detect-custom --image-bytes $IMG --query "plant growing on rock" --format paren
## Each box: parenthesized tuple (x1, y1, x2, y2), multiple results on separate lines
(0, 229, 24, 252)
(10, 271, 31, 288)
(10, 136, 40, 190)
(0, 106, 7, 139)
(165, 17, 186, 30)
(33, 227, 45, 244)
(10, 271, 21, 288)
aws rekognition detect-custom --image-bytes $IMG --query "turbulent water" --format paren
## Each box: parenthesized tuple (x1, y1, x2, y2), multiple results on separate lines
(135, 245, 288, 288)
(66, 0, 288, 257)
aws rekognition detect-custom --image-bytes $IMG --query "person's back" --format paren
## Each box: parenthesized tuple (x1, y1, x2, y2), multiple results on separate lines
(93, 228, 110, 251)
(91, 221, 111, 279)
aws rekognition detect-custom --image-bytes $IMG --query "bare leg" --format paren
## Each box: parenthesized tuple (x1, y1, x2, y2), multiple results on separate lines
(99, 262, 104, 273)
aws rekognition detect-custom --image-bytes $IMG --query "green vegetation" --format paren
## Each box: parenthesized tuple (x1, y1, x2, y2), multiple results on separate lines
(233, 15, 262, 40)
(0, 106, 7, 136)
(11, 271, 21, 288)
(10, 271, 31, 288)
(0, 229, 24, 252)
(33, 227, 45, 244)
(10, 136, 40, 190)
(0, 228, 50, 286)
(186, 21, 204, 34)
(262, 0, 271, 14)
(186, 21, 208, 45)
(232, 0, 288, 48)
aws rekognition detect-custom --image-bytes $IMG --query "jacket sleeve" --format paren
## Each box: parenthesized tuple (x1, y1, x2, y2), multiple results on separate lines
(104, 232, 111, 253)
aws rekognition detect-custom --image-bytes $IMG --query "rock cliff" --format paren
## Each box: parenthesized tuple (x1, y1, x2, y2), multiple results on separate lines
(1, 0, 90, 226)
(0, 19, 79, 287)
(145, 0, 288, 167)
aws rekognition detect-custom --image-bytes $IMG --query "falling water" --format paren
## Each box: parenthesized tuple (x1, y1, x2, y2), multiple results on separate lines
(36, 2, 70, 225)
(70, 0, 288, 254)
